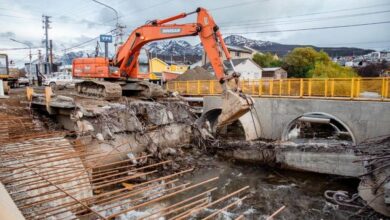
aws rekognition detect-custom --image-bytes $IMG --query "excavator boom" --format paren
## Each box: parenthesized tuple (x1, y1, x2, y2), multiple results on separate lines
(73, 7, 254, 128)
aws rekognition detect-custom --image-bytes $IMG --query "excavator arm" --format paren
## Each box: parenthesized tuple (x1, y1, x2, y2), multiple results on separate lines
(114, 7, 254, 129)
(74, 8, 254, 130)
(114, 8, 237, 87)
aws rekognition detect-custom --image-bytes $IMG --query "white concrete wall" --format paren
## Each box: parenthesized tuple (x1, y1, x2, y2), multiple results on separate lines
(203, 97, 390, 144)
(235, 60, 262, 80)
(202, 50, 252, 65)
(276, 151, 365, 177)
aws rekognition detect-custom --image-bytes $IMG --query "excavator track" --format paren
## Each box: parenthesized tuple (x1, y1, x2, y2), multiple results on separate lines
(75, 80, 122, 100)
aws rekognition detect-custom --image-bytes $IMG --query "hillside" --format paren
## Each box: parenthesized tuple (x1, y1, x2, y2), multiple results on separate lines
(223, 35, 374, 57)
(60, 35, 375, 64)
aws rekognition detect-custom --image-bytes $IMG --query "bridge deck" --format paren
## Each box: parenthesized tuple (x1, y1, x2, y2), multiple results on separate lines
(167, 77, 390, 101)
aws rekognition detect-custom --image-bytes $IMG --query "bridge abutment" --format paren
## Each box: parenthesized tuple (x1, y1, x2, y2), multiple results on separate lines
(203, 97, 390, 144)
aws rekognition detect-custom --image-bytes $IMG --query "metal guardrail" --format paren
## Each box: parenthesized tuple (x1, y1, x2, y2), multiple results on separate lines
(166, 77, 390, 101)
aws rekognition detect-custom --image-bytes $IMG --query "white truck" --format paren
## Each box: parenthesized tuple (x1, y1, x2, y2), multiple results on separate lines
(43, 72, 81, 89)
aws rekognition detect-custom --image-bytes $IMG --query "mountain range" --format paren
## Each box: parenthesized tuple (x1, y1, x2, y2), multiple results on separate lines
(146, 35, 374, 60)
(223, 35, 374, 57)
(60, 35, 375, 64)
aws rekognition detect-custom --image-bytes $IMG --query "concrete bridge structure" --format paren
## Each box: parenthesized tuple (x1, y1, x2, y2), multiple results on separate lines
(203, 97, 390, 144)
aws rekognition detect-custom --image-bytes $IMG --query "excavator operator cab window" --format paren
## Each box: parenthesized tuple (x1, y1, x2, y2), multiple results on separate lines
(109, 66, 119, 74)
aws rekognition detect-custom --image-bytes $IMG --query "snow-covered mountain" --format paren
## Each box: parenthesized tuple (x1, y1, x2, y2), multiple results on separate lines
(146, 40, 200, 56)
(58, 51, 89, 65)
(223, 35, 273, 48)
(58, 35, 374, 65)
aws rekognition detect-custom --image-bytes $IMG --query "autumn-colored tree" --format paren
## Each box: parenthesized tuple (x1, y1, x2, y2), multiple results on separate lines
(253, 52, 282, 68)
(308, 62, 357, 78)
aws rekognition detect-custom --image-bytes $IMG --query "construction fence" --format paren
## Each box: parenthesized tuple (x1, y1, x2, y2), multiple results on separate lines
(166, 77, 390, 101)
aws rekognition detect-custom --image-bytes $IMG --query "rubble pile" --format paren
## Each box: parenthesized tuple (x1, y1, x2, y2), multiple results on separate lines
(356, 136, 390, 217)
(70, 98, 198, 165)
(174, 66, 216, 81)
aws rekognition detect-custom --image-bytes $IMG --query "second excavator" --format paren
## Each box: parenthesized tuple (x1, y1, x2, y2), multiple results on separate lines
(72, 7, 254, 128)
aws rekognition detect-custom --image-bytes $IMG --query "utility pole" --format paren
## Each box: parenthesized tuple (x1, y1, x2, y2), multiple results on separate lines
(37, 49, 42, 85)
(42, 15, 51, 74)
(95, 41, 99, 57)
(116, 24, 126, 47)
(49, 40, 53, 72)
(105, 41, 108, 58)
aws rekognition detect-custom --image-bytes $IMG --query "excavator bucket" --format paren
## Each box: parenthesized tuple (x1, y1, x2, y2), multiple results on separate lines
(216, 90, 254, 128)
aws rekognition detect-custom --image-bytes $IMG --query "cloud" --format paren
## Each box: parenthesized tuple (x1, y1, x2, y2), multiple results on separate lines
(23, 41, 34, 47)
(0, 31, 16, 38)
(97, 8, 117, 25)
(1, 0, 389, 68)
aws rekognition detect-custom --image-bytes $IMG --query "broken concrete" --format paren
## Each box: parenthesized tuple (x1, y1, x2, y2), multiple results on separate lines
(276, 144, 365, 177)
(66, 99, 196, 165)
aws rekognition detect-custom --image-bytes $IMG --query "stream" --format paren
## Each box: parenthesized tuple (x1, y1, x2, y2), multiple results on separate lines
(176, 156, 360, 220)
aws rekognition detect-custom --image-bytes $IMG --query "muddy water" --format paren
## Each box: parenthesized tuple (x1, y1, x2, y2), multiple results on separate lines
(176, 156, 360, 220)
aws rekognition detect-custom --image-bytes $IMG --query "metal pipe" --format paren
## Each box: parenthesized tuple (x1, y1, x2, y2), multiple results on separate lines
(182, 97, 204, 102)
(298, 116, 330, 124)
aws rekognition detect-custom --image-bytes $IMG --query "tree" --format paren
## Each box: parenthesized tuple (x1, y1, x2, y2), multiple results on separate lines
(253, 52, 282, 67)
(283, 47, 356, 78)
(308, 62, 357, 78)
(283, 47, 320, 78)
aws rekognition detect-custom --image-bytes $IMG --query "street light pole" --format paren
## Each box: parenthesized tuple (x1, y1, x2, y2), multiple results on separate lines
(10, 38, 32, 81)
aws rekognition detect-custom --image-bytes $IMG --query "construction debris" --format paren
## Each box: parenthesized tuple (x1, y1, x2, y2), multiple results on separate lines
(0, 106, 250, 219)
(174, 66, 216, 81)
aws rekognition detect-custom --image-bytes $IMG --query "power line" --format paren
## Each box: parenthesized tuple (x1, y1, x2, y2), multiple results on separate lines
(62, 0, 176, 52)
(209, 0, 265, 11)
(62, 28, 117, 51)
(61, 1, 390, 53)
(220, 9, 390, 29)
(226, 20, 390, 35)
(0, 13, 38, 19)
(217, 2, 390, 26)
(0, 47, 43, 51)
(322, 40, 390, 46)
(101, 0, 175, 24)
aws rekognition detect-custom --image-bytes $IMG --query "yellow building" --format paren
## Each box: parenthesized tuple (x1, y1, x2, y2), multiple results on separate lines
(149, 58, 189, 75)
(169, 63, 189, 73)
(149, 58, 170, 74)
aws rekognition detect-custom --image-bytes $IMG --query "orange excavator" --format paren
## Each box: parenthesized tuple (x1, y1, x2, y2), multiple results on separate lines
(72, 7, 253, 128)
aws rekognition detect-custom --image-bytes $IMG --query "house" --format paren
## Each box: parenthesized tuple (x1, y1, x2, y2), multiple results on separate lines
(149, 58, 189, 76)
(262, 67, 287, 79)
(166, 61, 189, 73)
(203, 58, 262, 80)
(162, 71, 181, 81)
(201, 45, 254, 66)
(149, 58, 170, 74)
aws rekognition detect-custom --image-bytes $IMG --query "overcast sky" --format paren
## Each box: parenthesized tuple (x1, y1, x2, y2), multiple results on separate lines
(1, 0, 389, 66)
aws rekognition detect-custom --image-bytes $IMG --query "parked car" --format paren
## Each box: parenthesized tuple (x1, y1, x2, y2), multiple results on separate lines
(43, 72, 81, 89)
(17, 77, 30, 87)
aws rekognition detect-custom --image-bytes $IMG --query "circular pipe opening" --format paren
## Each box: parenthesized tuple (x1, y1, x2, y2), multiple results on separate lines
(282, 112, 356, 144)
